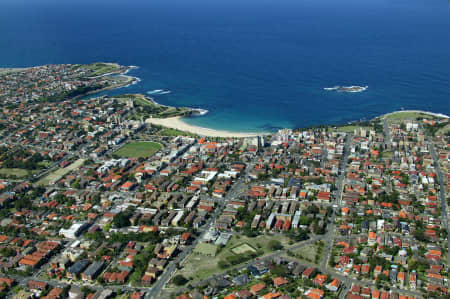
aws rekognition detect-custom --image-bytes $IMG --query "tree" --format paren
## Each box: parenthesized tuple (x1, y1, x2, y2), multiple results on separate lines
(85, 231, 105, 242)
(113, 212, 131, 228)
(218, 260, 230, 269)
(413, 229, 426, 242)
(268, 240, 283, 251)
(377, 273, 389, 283)
(271, 264, 288, 277)
(172, 275, 188, 286)
(299, 216, 312, 226)
(289, 229, 309, 242)
(14, 198, 32, 210)
(0, 247, 16, 257)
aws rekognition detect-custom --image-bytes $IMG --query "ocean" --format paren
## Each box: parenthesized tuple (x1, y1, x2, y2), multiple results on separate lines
(1, 0, 449, 132)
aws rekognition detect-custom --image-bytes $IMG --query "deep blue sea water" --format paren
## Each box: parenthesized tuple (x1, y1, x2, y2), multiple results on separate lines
(1, 0, 449, 132)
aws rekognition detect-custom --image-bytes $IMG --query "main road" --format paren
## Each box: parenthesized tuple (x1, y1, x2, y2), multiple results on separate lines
(321, 133, 351, 270)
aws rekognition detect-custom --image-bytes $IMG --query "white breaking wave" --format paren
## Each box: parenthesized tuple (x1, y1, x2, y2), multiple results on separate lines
(149, 98, 161, 106)
(147, 89, 164, 94)
(192, 108, 209, 116)
(324, 85, 368, 92)
(147, 89, 171, 95)
(343, 85, 368, 92)
(323, 86, 340, 91)
(120, 65, 138, 75)
(118, 76, 141, 89)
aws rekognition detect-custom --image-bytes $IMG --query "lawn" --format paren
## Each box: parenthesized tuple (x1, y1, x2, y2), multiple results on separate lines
(290, 241, 324, 265)
(384, 111, 442, 120)
(36, 159, 85, 186)
(157, 107, 189, 118)
(173, 234, 290, 285)
(135, 96, 155, 107)
(116, 94, 157, 107)
(157, 128, 194, 137)
(226, 234, 290, 255)
(330, 125, 372, 133)
(436, 123, 450, 137)
(114, 142, 162, 158)
(292, 244, 317, 261)
(82, 62, 121, 76)
(115, 94, 191, 119)
(193, 243, 218, 256)
(0, 168, 38, 178)
(381, 151, 394, 159)
(231, 243, 257, 255)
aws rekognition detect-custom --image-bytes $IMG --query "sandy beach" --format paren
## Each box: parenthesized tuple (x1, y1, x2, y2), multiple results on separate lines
(146, 116, 262, 138)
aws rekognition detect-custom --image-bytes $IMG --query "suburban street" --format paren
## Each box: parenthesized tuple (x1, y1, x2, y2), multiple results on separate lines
(428, 136, 449, 270)
(383, 118, 391, 149)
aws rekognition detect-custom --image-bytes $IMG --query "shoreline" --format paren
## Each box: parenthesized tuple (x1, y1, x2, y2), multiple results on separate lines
(72, 75, 138, 101)
(73, 67, 139, 100)
(145, 116, 264, 138)
(145, 109, 449, 138)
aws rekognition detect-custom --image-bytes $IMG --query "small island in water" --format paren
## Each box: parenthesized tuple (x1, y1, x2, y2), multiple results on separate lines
(324, 85, 368, 92)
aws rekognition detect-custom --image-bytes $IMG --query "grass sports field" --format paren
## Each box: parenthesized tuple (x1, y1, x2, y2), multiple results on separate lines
(172, 234, 290, 285)
(114, 142, 162, 158)
(230, 243, 257, 255)
(0, 168, 38, 178)
(36, 159, 85, 186)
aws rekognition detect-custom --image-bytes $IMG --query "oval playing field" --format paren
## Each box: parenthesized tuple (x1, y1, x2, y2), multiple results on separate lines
(114, 141, 162, 158)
